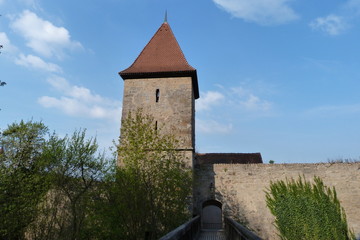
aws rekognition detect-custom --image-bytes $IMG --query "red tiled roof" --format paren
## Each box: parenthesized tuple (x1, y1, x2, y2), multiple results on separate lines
(195, 153, 263, 165)
(119, 22, 199, 99)
(121, 22, 195, 73)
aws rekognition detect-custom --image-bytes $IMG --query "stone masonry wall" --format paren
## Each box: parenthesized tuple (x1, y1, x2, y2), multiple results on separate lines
(121, 77, 195, 166)
(195, 163, 360, 239)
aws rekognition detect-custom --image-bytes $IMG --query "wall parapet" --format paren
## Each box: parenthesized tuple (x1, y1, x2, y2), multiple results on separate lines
(210, 162, 360, 239)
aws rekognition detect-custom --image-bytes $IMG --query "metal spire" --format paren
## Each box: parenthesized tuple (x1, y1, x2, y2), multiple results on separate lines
(164, 10, 168, 23)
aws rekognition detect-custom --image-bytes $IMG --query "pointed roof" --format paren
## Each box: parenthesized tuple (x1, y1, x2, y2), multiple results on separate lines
(119, 21, 199, 99)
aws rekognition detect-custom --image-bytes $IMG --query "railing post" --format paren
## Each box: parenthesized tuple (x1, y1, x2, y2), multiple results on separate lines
(159, 216, 201, 240)
(144, 231, 152, 240)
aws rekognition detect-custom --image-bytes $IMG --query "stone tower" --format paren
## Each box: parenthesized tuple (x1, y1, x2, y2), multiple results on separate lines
(119, 19, 199, 167)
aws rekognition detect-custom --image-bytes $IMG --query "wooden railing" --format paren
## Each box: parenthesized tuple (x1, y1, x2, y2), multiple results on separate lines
(159, 216, 201, 240)
(225, 217, 263, 240)
(202, 222, 222, 229)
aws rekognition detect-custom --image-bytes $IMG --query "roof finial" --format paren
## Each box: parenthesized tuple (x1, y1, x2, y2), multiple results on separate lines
(164, 10, 168, 23)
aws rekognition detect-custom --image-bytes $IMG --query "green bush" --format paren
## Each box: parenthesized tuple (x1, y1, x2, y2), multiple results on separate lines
(265, 176, 355, 240)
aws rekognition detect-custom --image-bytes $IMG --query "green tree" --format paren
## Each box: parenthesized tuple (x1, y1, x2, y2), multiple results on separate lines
(0, 120, 51, 239)
(28, 129, 108, 240)
(0, 121, 109, 240)
(92, 110, 192, 239)
(265, 176, 355, 240)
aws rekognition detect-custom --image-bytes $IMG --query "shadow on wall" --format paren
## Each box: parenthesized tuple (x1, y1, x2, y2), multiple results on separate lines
(193, 153, 262, 217)
(193, 163, 216, 215)
(194, 162, 251, 231)
(216, 187, 251, 229)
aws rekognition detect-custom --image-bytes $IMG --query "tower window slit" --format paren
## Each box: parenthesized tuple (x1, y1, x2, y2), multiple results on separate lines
(155, 121, 158, 132)
(156, 89, 160, 102)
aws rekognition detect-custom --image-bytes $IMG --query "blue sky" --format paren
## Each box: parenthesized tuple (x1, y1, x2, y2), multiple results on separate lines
(1, 0, 360, 163)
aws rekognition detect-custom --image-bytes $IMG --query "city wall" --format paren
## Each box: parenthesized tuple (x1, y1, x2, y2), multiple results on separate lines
(194, 162, 360, 239)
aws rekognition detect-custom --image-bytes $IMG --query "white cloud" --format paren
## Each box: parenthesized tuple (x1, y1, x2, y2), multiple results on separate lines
(10, 10, 82, 58)
(196, 86, 272, 113)
(18, 0, 40, 9)
(212, 0, 298, 25)
(46, 77, 115, 104)
(0, 32, 18, 54)
(346, 0, 360, 15)
(15, 54, 62, 72)
(195, 85, 272, 135)
(38, 76, 122, 121)
(239, 94, 272, 111)
(196, 91, 224, 111)
(196, 86, 273, 112)
(39, 96, 121, 120)
(0, 32, 61, 73)
(230, 86, 247, 96)
(197, 119, 233, 134)
(310, 14, 348, 36)
(231, 86, 272, 111)
(305, 104, 360, 117)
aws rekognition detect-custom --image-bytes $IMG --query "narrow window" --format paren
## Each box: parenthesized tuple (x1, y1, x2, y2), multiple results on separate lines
(156, 89, 160, 102)
(155, 121, 158, 131)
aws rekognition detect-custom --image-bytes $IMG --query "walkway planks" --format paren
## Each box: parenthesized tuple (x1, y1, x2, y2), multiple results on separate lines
(197, 229, 226, 240)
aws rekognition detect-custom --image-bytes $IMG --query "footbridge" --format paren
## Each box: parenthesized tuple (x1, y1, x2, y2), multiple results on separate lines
(159, 215, 262, 240)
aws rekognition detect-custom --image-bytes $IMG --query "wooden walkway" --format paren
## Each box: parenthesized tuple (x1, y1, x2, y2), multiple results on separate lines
(197, 229, 226, 240)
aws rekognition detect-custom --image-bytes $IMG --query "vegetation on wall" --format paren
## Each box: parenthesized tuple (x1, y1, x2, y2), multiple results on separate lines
(327, 157, 360, 163)
(265, 176, 355, 240)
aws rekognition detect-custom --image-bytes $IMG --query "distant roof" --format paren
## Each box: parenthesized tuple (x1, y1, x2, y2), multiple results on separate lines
(119, 21, 199, 99)
(196, 153, 263, 164)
